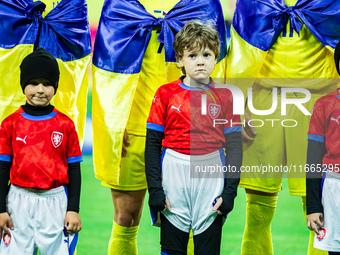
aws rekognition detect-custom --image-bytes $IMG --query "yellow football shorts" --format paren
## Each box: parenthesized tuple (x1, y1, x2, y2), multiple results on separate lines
(102, 134, 147, 191)
(240, 83, 336, 196)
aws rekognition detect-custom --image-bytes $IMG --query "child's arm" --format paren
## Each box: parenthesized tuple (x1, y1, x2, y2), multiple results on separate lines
(213, 132, 242, 215)
(65, 162, 82, 234)
(145, 129, 169, 212)
(0, 161, 13, 239)
(306, 140, 326, 234)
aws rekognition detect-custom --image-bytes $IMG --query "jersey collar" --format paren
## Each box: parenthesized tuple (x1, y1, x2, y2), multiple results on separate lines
(19, 106, 58, 121)
(178, 77, 215, 91)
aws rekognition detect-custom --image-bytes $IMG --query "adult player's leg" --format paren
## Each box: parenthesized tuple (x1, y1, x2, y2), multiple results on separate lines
(111, 188, 146, 225)
(241, 189, 278, 255)
(105, 134, 148, 255)
(240, 88, 283, 255)
(111, 189, 146, 227)
(108, 189, 146, 255)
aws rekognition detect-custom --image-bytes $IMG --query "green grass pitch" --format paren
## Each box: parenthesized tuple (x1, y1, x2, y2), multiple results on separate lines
(78, 155, 309, 254)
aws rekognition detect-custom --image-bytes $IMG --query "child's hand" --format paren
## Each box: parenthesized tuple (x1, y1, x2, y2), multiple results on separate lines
(64, 211, 82, 234)
(165, 196, 171, 211)
(0, 212, 14, 239)
(307, 212, 324, 235)
(242, 112, 257, 141)
(148, 189, 167, 212)
(212, 197, 223, 215)
(212, 194, 235, 216)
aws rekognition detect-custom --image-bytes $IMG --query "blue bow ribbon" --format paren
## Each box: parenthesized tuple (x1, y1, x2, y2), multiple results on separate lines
(137, 17, 167, 53)
(25, 1, 45, 20)
(0, 0, 91, 61)
(233, 0, 340, 51)
(272, 6, 302, 37)
(93, 0, 226, 74)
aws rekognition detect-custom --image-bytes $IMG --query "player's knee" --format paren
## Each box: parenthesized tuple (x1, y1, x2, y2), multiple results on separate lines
(115, 213, 136, 227)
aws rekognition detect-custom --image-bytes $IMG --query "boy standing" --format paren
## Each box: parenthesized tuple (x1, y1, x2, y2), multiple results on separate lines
(145, 21, 242, 254)
(306, 41, 340, 255)
(0, 48, 82, 254)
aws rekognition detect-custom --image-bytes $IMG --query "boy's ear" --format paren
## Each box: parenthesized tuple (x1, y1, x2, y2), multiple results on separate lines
(178, 57, 184, 67)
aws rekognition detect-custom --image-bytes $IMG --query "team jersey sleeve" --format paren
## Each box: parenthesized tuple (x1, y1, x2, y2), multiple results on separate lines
(0, 118, 13, 162)
(306, 100, 326, 214)
(222, 89, 242, 135)
(66, 121, 83, 164)
(308, 101, 325, 143)
(146, 88, 167, 132)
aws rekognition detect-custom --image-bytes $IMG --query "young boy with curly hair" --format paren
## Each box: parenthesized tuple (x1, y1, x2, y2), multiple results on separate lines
(145, 21, 242, 254)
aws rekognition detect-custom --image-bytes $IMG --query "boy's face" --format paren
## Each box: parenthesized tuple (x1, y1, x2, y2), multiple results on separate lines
(24, 78, 55, 107)
(178, 47, 217, 84)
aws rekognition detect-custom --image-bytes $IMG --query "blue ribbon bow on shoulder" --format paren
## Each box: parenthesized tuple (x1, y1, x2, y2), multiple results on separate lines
(233, 0, 340, 51)
(268, 4, 302, 37)
(0, 0, 91, 61)
(93, 0, 226, 74)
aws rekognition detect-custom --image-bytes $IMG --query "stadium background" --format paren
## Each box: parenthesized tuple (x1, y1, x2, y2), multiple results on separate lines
(79, 0, 310, 254)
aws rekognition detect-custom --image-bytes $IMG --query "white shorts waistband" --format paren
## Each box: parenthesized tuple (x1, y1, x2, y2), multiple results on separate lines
(164, 148, 224, 164)
(10, 185, 66, 198)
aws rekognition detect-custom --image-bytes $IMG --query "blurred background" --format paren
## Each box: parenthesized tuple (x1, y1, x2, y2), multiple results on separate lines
(78, 1, 310, 254)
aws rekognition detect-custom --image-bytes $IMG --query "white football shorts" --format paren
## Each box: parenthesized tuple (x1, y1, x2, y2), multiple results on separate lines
(314, 171, 340, 252)
(0, 185, 78, 255)
(161, 148, 225, 235)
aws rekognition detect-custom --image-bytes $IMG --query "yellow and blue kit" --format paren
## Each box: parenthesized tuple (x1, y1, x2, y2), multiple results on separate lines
(0, 0, 91, 145)
(228, 0, 340, 254)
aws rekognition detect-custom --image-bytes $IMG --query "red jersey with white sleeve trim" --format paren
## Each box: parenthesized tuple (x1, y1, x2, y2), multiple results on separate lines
(0, 107, 82, 189)
(146, 78, 242, 155)
(308, 89, 340, 171)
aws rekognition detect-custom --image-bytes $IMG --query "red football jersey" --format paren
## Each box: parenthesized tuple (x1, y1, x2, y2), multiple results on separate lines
(146, 78, 241, 155)
(0, 107, 82, 189)
(308, 89, 340, 170)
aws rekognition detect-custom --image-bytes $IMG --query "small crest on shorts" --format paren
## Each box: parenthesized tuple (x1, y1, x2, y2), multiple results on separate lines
(317, 228, 326, 241)
(208, 103, 221, 119)
(51, 131, 63, 148)
(3, 233, 11, 246)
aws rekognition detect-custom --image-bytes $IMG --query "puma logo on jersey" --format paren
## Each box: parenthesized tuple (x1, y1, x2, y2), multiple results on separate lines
(16, 136, 27, 144)
(331, 116, 340, 124)
(171, 104, 181, 113)
(153, 95, 157, 103)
